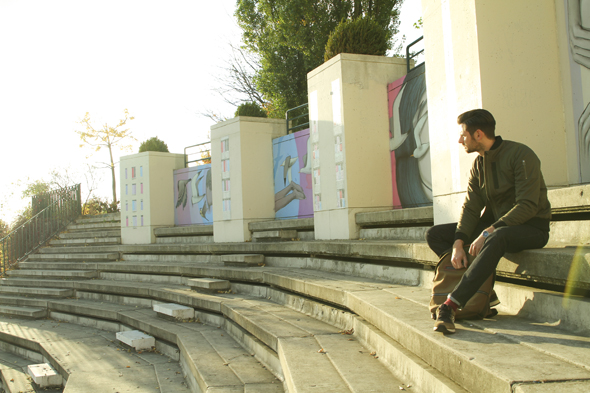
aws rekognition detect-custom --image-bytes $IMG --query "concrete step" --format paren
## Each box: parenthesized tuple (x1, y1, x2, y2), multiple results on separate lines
(18, 262, 100, 270)
(359, 226, 429, 241)
(259, 269, 590, 393)
(74, 212, 121, 224)
(49, 237, 121, 246)
(121, 254, 219, 264)
(59, 229, 120, 239)
(356, 206, 434, 227)
(155, 236, 214, 244)
(0, 317, 190, 393)
(0, 367, 37, 393)
(0, 305, 46, 319)
(66, 221, 120, 232)
(0, 286, 73, 297)
(0, 296, 49, 308)
(549, 220, 590, 245)
(251, 230, 298, 242)
(27, 252, 119, 262)
(5, 269, 97, 279)
(222, 254, 265, 267)
(45, 297, 282, 392)
(249, 218, 315, 232)
(154, 225, 213, 237)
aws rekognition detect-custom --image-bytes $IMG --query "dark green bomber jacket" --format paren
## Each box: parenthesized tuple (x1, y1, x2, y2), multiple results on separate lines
(455, 136, 552, 243)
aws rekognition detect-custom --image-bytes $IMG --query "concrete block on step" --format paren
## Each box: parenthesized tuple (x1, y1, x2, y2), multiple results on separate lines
(153, 303, 195, 320)
(27, 363, 62, 388)
(116, 330, 155, 350)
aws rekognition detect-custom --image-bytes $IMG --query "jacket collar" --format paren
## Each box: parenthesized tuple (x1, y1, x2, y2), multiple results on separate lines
(483, 136, 503, 160)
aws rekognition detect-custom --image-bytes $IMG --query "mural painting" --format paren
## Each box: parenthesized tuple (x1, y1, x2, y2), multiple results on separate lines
(567, 0, 590, 182)
(388, 63, 433, 209)
(173, 164, 213, 226)
(272, 128, 314, 219)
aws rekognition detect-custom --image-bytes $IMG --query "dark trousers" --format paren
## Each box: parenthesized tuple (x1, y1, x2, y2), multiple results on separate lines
(425, 222, 549, 307)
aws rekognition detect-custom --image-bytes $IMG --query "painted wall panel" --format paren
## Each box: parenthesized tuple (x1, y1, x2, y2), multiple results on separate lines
(173, 164, 213, 226)
(388, 64, 433, 209)
(272, 128, 314, 219)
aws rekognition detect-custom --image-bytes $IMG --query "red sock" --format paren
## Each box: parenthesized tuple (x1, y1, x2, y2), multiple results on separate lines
(444, 299, 459, 311)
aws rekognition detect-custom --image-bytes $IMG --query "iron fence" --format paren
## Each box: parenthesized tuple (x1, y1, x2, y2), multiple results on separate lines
(185, 141, 211, 167)
(286, 103, 309, 134)
(0, 184, 81, 275)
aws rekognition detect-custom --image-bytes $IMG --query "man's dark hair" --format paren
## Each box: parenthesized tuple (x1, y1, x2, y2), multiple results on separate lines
(457, 109, 496, 139)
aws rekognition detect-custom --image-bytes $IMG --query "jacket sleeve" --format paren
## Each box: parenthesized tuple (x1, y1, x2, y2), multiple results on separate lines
(493, 149, 542, 227)
(455, 160, 485, 242)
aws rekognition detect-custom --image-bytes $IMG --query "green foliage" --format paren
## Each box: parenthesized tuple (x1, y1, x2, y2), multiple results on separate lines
(138, 137, 169, 153)
(21, 180, 51, 199)
(82, 197, 120, 216)
(324, 17, 389, 62)
(236, 0, 402, 117)
(0, 219, 8, 239)
(234, 102, 268, 118)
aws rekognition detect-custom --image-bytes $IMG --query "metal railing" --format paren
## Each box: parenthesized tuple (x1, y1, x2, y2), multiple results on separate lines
(406, 36, 424, 74)
(184, 141, 211, 167)
(286, 103, 309, 134)
(0, 184, 81, 275)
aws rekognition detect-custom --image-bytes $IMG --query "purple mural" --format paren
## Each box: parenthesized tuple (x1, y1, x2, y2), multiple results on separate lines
(173, 164, 213, 226)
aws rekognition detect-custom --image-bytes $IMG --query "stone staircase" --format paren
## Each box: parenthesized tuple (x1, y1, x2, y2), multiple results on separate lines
(0, 195, 589, 392)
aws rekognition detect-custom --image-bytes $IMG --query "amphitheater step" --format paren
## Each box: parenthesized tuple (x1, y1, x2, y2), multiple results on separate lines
(74, 212, 120, 224)
(222, 254, 265, 267)
(18, 261, 100, 270)
(359, 226, 429, 241)
(0, 317, 190, 393)
(1, 368, 37, 393)
(248, 218, 314, 232)
(549, 220, 590, 245)
(26, 252, 118, 262)
(155, 236, 214, 244)
(66, 221, 120, 232)
(49, 237, 121, 246)
(0, 305, 46, 319)
(356, 206, 434, 227)
(154, 225, 213, 237)
(5, 269, 97, 279)
(252, 230, 298, 242)
(59, 229, 120, 239)
(0, 286, 73, 297)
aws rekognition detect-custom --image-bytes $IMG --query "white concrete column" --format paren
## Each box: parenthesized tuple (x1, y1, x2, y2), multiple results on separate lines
(120, 152, 185, 244)
(421, 0, 572, 224)
(211, 117, 286, 243)
(307, 54, 407, 239)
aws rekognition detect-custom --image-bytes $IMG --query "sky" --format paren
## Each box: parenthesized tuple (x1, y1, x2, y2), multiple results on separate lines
(0, 0, 422, 225)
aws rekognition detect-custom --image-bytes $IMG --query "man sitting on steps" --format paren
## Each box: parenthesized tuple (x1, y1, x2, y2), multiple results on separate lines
(426, 109, 551, 334)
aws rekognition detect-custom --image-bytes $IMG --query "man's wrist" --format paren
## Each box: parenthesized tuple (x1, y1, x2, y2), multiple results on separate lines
(453, 239, 464, 248)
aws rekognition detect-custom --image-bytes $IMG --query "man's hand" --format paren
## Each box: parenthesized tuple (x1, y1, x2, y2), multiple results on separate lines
(469, 226, 495, 257)
(451, 240, 468, 269)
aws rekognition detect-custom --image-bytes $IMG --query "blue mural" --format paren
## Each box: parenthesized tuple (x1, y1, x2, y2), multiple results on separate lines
(272, 128, 313, 219)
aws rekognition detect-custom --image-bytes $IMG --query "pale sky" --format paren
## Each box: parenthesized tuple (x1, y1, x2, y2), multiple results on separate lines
(0, 0, 422, 224)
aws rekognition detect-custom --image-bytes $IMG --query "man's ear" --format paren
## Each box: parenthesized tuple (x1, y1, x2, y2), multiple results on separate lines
(475, 129, 482, 140)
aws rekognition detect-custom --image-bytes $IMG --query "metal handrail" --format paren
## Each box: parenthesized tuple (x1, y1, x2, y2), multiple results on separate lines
(0, 184, 81, 275)
(184, 141, 211, 167)
(406, 36, 424, 74)
(286, 103, 309, 134)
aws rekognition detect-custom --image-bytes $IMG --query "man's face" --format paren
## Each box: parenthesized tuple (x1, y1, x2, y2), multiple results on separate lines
(458, 125, 480, 154)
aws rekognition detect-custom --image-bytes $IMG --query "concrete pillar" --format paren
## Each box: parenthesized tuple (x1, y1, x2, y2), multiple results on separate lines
(307, 54, 407, 240)
(120, 152, 185, 244)
(421, 0, 573, 224)
(211, 117, 285, 243)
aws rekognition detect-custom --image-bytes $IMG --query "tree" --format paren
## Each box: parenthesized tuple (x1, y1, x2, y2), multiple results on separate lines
(139, 137, 169, 153)
(235, 0, 402, 117)
(76, 109, 136, 205)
